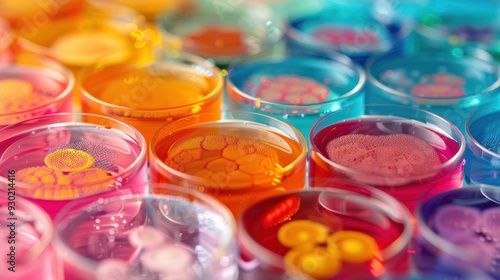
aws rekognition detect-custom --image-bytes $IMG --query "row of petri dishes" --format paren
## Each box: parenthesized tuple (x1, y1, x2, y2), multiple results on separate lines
(2, 148, 500, 280)
(1, 0, 499, 66)
(1, 59, 500, 278)
(1, 0, 500, 279)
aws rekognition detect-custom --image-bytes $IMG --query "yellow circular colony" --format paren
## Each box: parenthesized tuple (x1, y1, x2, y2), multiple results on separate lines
(327, 231, 378, 263)
(285, 246, 342, 279)
(44, 149, 95, 172)
(277, 220, 329, 248)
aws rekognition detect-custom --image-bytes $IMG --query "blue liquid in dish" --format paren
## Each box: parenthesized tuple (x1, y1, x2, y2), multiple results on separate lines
(286, 10, 409, 65)
(227, 56, 364, 145)
(366, 54, 500, 134)
(465, 111, 500, 185)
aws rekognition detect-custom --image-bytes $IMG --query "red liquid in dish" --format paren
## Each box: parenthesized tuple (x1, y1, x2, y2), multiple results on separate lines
(241, 191, 408, 279)
(310, 117, 464, 212)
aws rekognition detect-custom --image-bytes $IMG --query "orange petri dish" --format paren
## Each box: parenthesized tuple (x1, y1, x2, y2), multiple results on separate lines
(14, 2, 159, 109)
(149, 111, 307, 221)
(79, 52, 223, 150)
(0, 17, 13, 64)
(87, 0, 186, 20)
(0, 0, 82, 25)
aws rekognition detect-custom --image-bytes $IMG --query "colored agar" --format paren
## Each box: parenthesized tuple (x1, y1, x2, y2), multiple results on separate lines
(184, 25, 247, 56)
(380, 71, 467, 99)
(313, 27, 379, 50)
(81, 64, 215, 112)
(51, 32, 132, 66)
(95, 226, 194, 278)
(244, 75, 330, 105)
(261, 194, 301, 229)
(325, 134, 442, 186)
(0, 78, 54, 113)
(430, 204, 500, 274)
(277, 219, 379, 278)
(16, 142, 117, 200)
(164, 134, 282, 188)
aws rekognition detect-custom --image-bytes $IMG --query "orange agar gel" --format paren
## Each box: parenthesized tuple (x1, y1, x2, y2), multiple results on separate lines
(164, 134, 282, 188)
(151, 121, 306, 220)
(17, 144, 116, 200)
(51, 32, 132, 67)
(184, 25, 247, 56)
(94, 68, 207, 110)
(14, 3, 157, 70)
(278, 220, 380, 279)
(81, 64, 221, 144)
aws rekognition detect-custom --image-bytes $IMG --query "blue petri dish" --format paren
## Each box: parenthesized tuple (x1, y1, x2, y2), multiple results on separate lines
(413, 0, 500, 60)
(465, 102, 500, 186)
(366, 49, 500, 134)
(415, 185, 500, 280)
(226, 52, 365, 146)
(285, 4, 412, 65)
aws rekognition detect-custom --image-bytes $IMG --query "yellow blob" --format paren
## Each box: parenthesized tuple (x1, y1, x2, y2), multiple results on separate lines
(285, 246, 342, 279)
(327, 231, 378, 263)
(51, 32, 131, 66)
(0, 78, 54, 113)
(0, 79, 32, 99)
(277, 220, 329, 248)
(44, 149, 95, 172)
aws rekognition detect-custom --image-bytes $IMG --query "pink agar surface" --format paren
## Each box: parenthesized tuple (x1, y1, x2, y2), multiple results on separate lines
(326, 134, 442, 186)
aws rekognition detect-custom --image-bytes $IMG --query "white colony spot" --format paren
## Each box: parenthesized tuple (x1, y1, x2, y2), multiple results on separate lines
(141, 244, 195, 273)
(96, 259, 128, 280)
(87, 233, 110, 259)
(128, 226, 169, 248)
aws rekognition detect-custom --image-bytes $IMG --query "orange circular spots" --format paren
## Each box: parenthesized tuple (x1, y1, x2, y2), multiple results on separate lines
(67, 168, 114, 187)
(327, 231, 378, 264)
(165, 133, 280, 189)
(277, 220, 329, 248)
(44, 149, 95, 172)
(0, 78, 52, 113)
(17, 166, 64, 186)
(285, 246, 342, 279)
